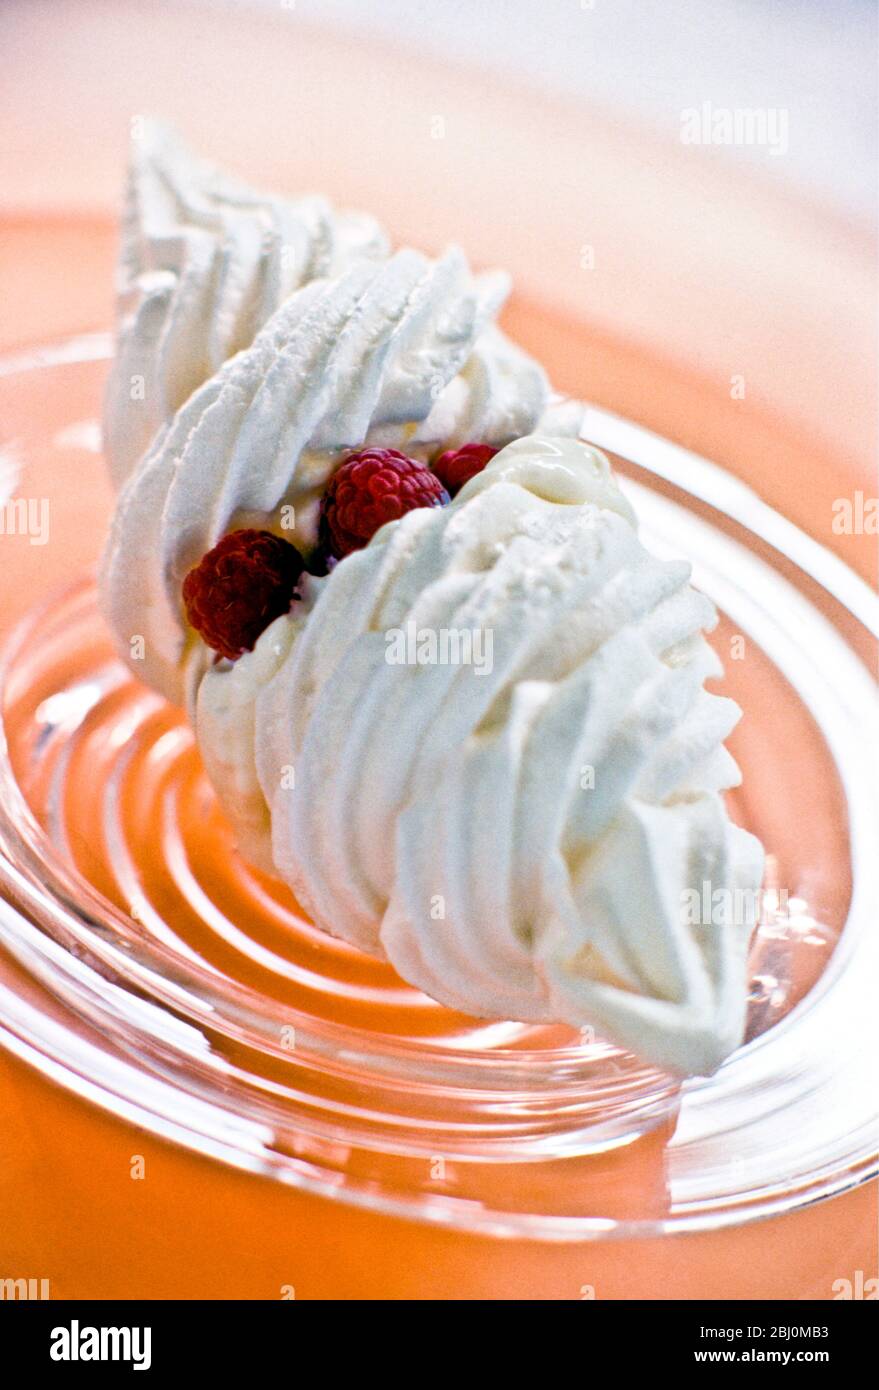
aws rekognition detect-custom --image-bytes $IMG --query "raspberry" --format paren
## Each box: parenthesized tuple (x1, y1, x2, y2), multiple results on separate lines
(432, 442, 497, 496)
(320, 448, 449, 559)
(182, 529, 304, 661)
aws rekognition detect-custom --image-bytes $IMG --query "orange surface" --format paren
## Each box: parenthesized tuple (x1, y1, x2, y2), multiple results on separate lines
(0, 1044, 874, 1301)
(0, 2, 876, 1299)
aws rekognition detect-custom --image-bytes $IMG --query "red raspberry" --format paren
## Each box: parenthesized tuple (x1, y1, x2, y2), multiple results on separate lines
(320, 448, 449, 559)
(432, 442, 497, 496)
(182, 529, 304, 661)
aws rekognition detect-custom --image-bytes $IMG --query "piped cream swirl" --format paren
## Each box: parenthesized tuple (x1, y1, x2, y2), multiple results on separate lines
(104, 119, 389, 488)
(195, 437, 764, 1075)
(100, 131, 762, 1074)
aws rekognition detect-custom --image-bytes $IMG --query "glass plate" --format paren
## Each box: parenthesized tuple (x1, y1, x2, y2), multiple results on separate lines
(0, 337, 876, 1254)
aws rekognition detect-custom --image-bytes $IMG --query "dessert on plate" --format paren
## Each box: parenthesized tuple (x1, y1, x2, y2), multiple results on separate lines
(101, 121, 764, 1077)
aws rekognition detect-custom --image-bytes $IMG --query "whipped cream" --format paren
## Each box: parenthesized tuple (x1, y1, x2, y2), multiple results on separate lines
(196, 436, 763, 1075)
(102, 247, 577, 706)
(103, 120, 389, 488)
